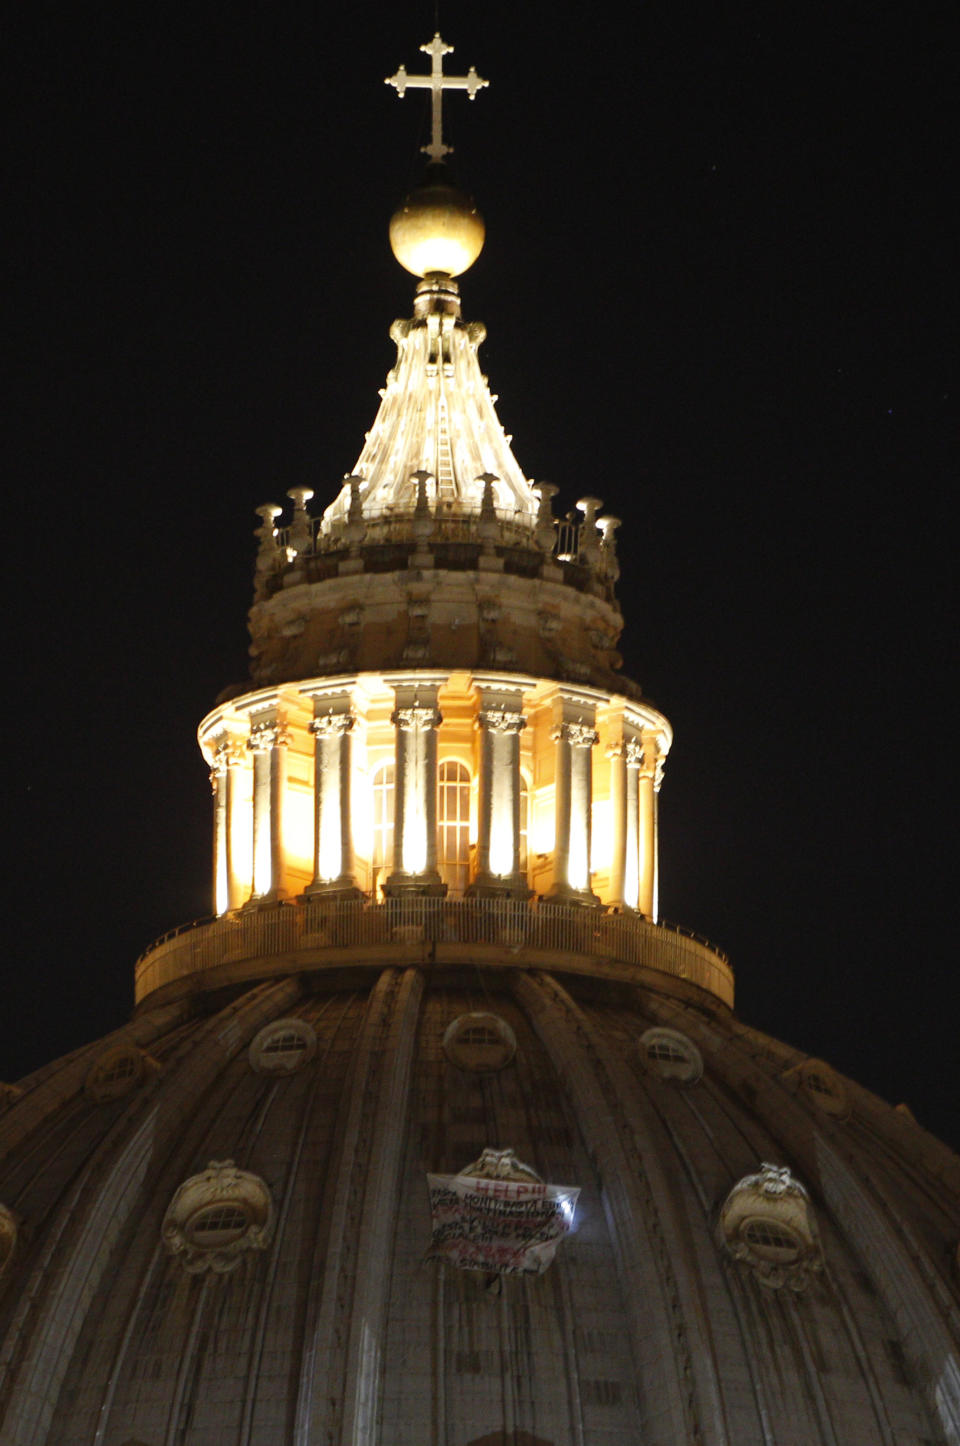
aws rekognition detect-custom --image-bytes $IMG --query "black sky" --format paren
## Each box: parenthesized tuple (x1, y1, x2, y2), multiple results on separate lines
(3, 3, 956, 1146)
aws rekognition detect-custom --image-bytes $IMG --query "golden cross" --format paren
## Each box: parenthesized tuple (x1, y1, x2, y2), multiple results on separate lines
(386, 34, 489, 163)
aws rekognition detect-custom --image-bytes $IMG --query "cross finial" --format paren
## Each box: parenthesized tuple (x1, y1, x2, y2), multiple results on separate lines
(386, 34, 489, 163)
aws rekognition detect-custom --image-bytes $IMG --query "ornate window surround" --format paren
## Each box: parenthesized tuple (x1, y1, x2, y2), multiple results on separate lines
(162, 1159, 274, 1274)
(718, 1162, 823, 1292)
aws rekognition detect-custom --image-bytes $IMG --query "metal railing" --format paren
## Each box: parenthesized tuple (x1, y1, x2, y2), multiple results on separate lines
(135, 897, 733, 1007)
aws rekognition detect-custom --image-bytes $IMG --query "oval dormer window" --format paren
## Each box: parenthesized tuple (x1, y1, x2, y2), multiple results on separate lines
(639, 1027, 703, 1084)
(249, 1019, 317, 1075)
(85, 1045, 146, 1103)
(163, 1160, 273, 1274)
(443, 1013, 517, 1074)
(719, 1162, 822, 1292)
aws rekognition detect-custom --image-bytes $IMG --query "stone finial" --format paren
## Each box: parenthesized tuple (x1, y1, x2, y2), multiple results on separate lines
(411, 469, 435, 548)
(254, 505, 283, 574)
(597, 514, 621, 581)
(344, 474, 366, 546)
(286, 487, 314, 557)
(576, 496, 603, 565)
(532, 482, 559, 554)
(477, 472, 499, 550)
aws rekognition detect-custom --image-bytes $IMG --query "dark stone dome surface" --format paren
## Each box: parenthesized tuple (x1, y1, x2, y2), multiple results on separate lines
(2, 956, 958, 1445)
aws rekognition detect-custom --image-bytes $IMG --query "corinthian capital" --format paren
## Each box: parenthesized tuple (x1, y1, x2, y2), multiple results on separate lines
(309, 712, 354, 739)
(553, 721, 598, 749)
(479, 707, 526, 735)
(392, 705, 442, 733)
(247, 720, 289, 754)
(212, 737, 245, 773)
(624, 737, 644, 768)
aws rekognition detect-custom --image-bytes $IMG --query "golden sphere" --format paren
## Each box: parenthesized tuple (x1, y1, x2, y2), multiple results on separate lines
(389, 178, 485, 278)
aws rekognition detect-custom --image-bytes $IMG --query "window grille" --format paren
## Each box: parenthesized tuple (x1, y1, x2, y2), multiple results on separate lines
(99, 1054, 138, 1084)
(188, 1204, 248, 1245)
(263, 1031, 308, 1056)
(741, 1218, 801, 1261)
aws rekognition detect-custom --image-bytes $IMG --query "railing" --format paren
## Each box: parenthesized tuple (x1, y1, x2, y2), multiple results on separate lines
(278, 501, 546, 559)
(135, 897, 733, 1008)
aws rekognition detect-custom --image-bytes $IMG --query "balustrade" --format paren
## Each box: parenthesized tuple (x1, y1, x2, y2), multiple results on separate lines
(135, 896, 734, 1009)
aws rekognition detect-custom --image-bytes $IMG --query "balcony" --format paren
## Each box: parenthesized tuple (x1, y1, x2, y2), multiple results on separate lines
(135, 897, 733, 1009)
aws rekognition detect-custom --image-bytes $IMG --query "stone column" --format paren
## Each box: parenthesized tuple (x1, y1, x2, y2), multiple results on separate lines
(248, 714, 288, 901)
(652, 750, 665, 924)
(210, 734, 247, 913)
(637, 733, 658, 919)
(210, 742, 229, 916)
(306, 696, 359, 897)
(606, 740, 627, 907)
(547, 699, 600, 905)
(470, 688, 529, 897)
(385, 684, 445, 895)
(624, 737, 644, 911)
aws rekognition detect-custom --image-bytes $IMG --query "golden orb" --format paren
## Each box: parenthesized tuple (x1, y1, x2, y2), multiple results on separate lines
(389, 176, 485, 278)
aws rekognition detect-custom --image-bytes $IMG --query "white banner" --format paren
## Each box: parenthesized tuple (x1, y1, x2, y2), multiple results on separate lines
(426, 1171, 579, 1275)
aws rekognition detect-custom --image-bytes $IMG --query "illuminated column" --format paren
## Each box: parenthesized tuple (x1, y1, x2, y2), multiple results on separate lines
(209, 740, 228, 908)
(306, 695, 359, 896)
(547, 701, 600, 905)
(607, 740, 626, 906)
(624, 737, 643, 911)
(210, 734, 247, 912)
(652, 749, 665, 924)
(471, 688, 528, 897)
(248, 713, 288, 901)
(637, 732, 658, 919)
(385, 684, 445, 895)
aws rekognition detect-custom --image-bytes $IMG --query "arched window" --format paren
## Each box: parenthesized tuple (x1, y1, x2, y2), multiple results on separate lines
(438, 760, 471, 895)
(371, 762, 395, 896)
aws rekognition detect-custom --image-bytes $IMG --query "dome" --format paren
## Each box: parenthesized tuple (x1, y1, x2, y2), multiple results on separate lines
(2, 957, 959, 1443)
(2, 28, 959, 1446)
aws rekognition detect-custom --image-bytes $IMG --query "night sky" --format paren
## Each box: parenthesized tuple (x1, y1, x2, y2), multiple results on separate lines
(4, 4, 956, 1146)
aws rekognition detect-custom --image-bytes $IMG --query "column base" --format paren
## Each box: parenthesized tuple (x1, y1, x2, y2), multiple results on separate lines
(382, 872, 447, 898)
(544, 884, 602, 909)
(240, 888, 289, 912)
(304, 877, 364, 901)
(466, 874, 533, 901)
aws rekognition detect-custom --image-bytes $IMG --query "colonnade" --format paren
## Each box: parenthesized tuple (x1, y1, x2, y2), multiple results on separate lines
(204, 677, 666, 918)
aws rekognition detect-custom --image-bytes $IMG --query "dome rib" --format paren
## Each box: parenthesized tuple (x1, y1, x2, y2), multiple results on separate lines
(513, 970, 702, 1443)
